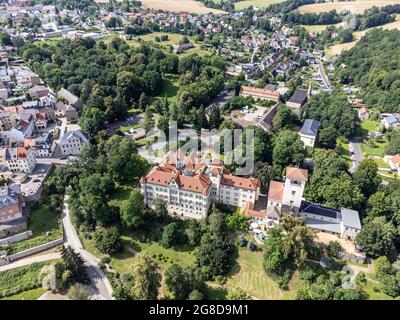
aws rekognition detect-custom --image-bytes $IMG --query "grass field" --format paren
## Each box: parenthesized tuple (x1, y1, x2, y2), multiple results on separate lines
(359, 120, 380, 137)
(0, 288, 45, 300)
(234, 0, 284, 10)
(302, 23, 342, 32)
(326, 14, 400, 56)
(140, 0, 225, 14)
(124, 32, 211, 57)
(298, 0, 400, 14)
(224, 248, 302, 300)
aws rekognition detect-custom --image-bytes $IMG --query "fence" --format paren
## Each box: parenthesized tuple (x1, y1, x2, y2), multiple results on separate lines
(0, 231, 33, 246)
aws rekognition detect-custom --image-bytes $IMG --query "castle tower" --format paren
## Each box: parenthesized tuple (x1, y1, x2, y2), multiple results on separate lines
(282, 167, 308, 211)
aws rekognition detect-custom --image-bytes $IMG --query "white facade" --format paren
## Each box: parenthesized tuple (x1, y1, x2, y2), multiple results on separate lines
(2, 147, 37, 173)
(299, 133, 316, 147)
(140, 154, 260, 220)
(282, 175, 306, 209)
(59, 130, 89, 156)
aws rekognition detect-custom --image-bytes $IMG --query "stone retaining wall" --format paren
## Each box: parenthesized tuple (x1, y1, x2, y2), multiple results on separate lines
(0, 231, 33, 246)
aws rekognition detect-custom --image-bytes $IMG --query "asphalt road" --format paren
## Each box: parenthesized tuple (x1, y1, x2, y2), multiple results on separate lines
(349, 138, 363, 173)
(317, 59, 332, 91)
(62, 196, 114, 300)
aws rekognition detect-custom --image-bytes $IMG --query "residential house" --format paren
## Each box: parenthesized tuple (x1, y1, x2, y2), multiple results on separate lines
(27, 85, 49, 99)
(384, 154, 400, 175)
(0, 146, 37, 173)
(65, 104, 79, 122)
(35, 112, 47, 130)
(25, 132, 56, 158)
(57, 88, 82, 112)
(5, 117, 35, 141)
(0, 110, 16, 131)
(0, 81, 8, 101)
(381, 114, 400, 130)
(0, 184, 28, 238)
(299, 119, 320, 148)
(358, 106, 369, 121)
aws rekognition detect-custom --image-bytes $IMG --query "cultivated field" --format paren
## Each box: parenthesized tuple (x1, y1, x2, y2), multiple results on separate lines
(234, 0, 285, 10)
(325, 14, 400, 55)
(140, 0, 226, 14)
(299, 0, 400, 15)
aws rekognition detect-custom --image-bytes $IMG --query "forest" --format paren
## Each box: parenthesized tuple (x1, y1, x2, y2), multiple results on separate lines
(336, 29, 400, 113)
(20, 37, 226, 137)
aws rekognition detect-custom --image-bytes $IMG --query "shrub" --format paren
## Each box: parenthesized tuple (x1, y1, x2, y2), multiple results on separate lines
(327, 241, 343, 258)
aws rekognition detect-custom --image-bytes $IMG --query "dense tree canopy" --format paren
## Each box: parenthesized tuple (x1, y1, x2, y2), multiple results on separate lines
(337, 29, 400, 112)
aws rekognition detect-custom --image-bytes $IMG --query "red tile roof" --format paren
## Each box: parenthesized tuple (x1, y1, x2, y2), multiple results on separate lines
(221, 174, 260, 191)
(285, 167, 308, 181)
(268, 181, 284, 201)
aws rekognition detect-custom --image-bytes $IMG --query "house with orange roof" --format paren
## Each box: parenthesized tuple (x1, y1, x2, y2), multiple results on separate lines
(385, 154, 400, 175)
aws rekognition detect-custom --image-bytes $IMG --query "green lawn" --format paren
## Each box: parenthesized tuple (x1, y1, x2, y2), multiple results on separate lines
(223, 248, 302, 300)
(118, 123, 144, 133)
(114, 32, 211, 57)
(361, 136, 388, 157)
(6, 205, 62, 255)
(359, 120, 380, 137)
(109, 184, 135, 206)
(358, 271, 395, 300)
(374, 157, 390, 169)
(81, 228, 196, 275)
(0, 287, 45, 300)
(159, 74, 180, 102)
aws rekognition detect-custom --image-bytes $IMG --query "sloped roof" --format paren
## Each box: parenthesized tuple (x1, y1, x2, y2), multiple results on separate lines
(341, 208, 361, 230)
(300, 119, 320, 137)
(286, 167, 308, 181)
(268, 181, 284, 201)
(59, 130, 88, 145)
(221, 174, 260, 191)
(287, 89, 308, 105)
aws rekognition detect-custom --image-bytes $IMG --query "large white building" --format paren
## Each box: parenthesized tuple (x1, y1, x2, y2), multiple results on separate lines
(140, 151, 261, 219)
(59, 130, 89, 156)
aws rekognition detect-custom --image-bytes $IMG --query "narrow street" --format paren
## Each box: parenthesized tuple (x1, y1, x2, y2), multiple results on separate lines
(250, 31, 259, 64)
(316, 59, 332, 91)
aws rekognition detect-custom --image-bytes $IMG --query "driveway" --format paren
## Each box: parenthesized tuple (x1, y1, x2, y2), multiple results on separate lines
(62, 196, 114, 300)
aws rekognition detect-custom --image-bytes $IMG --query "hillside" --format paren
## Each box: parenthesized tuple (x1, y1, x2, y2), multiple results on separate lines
(336, 28, 400, 112)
